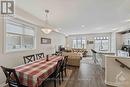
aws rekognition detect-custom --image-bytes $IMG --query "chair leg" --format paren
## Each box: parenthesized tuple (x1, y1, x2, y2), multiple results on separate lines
(54, 79, 56, 87)
(64, 68, 67, 76)
(94, 59, 96, 64)
(59, 75, 61, 85)
(42, 81, 45, 87)
(61, 71, 64, 81)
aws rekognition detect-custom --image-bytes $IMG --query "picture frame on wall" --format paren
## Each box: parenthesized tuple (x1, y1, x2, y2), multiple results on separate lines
(87, 40, 94, 44)
(41, 38, 51, 44)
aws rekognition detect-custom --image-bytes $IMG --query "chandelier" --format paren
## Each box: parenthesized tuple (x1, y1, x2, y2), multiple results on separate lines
(41, 9, 52, 34)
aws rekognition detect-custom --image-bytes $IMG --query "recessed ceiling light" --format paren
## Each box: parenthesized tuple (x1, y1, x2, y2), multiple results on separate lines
(124, 19, 130, 22)
(81, 25, 85, 28)
(112, 28, 118, 31)
(59, 28, 62, 30)
(54, 29, 60, 32)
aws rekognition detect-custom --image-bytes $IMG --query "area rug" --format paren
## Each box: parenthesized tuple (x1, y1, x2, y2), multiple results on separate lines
(80, 57, 95, 65)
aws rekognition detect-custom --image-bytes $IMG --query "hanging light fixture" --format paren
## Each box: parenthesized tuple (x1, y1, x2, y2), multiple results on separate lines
(41, 9, 52, 34)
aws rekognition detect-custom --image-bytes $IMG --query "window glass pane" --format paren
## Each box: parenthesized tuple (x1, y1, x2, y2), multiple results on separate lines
(97, 37, 100, 40)
(106, 37, 109, 39)
(100, 39, 109, 51)
(73, 38, 86, 49)
(94, 36, 109, 51)
(73, 40, 77, 48)
(6, 23, 23, 34)
(24, 28, 35, 36)
(82, 40, 86, 48)
(22, 35, 34, 49)
(94, 39, 101, 51)
(6, 18, 36, 52)
(6, 33, 21, 50)
(77, 40, 82, 48)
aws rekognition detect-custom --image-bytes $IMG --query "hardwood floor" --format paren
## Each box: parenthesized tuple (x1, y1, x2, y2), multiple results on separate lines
(45, 59, 114, 87)
(66, 63, 113, 87)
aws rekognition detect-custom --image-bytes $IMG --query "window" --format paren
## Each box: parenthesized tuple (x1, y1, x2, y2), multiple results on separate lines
(5, 18, 36, 52)
(94, 36, 109, 51)
(77, 39, 82, 48)
(72, 38, 86, 49)
(73, 40, 76, 48)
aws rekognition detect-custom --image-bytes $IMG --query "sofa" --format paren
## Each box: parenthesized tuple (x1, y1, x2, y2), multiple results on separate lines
(65, 48, 88, 57)
(62, 52, 81, 66)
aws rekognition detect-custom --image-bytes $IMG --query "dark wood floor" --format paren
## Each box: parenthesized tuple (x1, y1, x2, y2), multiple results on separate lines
(44, 58, 115, 87)
(65, 63, 114, 87)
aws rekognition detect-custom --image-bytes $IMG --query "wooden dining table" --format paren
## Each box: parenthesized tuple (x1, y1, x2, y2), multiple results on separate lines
(15, 55, 63, 87)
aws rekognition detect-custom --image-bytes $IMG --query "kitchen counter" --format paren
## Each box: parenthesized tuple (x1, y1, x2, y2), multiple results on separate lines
(96, 52, 115, 68)
(105, 55, 130, 87)
(105, 55, 130, 59)
(98, 51, 115, 55)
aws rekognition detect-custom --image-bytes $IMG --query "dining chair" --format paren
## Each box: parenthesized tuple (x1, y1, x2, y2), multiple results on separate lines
(55, 51, 62, 56)
(60, 56, 68, 81)
(36, 53, 44, 60)
(49, 59, 63, 87)
(91, 49, 98, 64)
(23, 55, 35, 64)
(1, 66, 26, 87)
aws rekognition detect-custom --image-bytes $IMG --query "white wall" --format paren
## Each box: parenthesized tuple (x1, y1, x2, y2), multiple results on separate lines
(42, 32, 66, 55)
(111, 32, 116, 53)
(0, 7, 65, 85)
(116, 33, 123, 51)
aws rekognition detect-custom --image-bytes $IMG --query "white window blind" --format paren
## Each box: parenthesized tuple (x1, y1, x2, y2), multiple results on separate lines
(5, 18, 36, 52)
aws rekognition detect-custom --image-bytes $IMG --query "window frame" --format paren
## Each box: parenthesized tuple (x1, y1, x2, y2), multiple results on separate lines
(72, 37, 86, 49)
(94, 36, 110, 51)
(4, 17, 37, 53)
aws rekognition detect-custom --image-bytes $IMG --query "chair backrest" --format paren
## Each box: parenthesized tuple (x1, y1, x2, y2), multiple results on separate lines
(23, 55, 35, 64)
(91, 49, 98, 64)
(63, 56, 68, 67)
(55, 51, 62, 56)
(1, 66, 21, 87)
(91, 49, 97, 53)
(36, 53, 44, 60)
(91, 49, 96, 57)
(55, 60, 63, 75)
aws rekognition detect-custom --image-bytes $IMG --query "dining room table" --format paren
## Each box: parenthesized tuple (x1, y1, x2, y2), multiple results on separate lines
(15, 55, 64, 87)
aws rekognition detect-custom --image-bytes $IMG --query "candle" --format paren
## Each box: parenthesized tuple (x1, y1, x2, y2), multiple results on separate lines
(46, 55, 49, 61)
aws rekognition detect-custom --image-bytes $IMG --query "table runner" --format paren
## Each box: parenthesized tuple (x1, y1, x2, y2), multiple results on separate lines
(15, 55, 63, 87)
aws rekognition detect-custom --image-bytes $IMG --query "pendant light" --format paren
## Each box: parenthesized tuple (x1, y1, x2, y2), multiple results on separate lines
(41, 9, 52, 34)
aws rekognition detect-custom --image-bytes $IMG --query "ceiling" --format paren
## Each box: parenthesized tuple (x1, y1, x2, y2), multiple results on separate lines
(16, 0, 130, 35)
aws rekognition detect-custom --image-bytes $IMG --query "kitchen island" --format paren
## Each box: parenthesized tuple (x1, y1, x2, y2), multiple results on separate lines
(105, 55, 130, 87)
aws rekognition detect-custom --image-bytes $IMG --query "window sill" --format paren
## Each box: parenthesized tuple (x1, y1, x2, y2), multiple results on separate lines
(5, 48, 36, 54)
